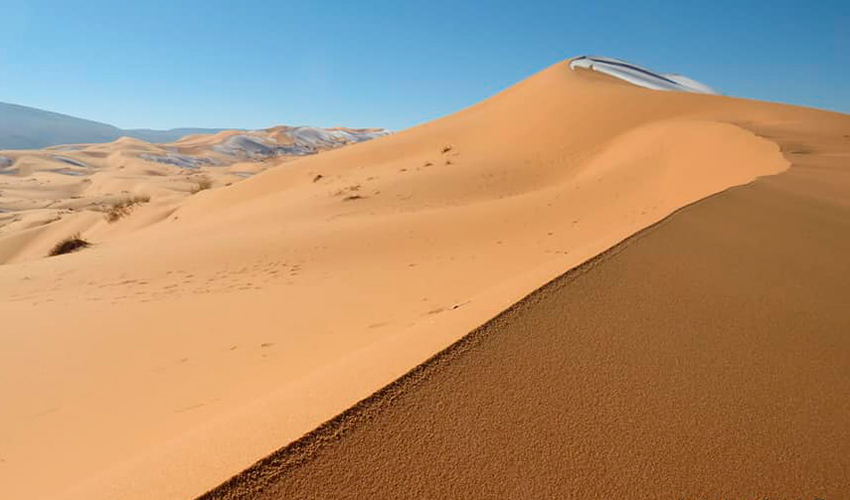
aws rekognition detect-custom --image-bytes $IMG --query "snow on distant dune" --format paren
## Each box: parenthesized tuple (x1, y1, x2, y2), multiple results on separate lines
(139, 153, 216, 169)
(213, 134, 293, 158)
(50, 155, 89, 168)
(570, 56, 717, 94)
(213, 128, 390, 159)
(289, 127, 390, 148)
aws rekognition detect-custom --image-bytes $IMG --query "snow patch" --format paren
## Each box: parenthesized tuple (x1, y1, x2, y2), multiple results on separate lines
(50, 155, 89, 168)
(213, 135, 286, 158)
(289, 127, 390, 149)
(569, 56, 717, 94)
(214, 128, 391, 159)
(53, 168, 88, 176)
(140, 153, 216, 169)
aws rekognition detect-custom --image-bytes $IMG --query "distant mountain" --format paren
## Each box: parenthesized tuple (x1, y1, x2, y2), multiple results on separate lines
(0, 101, 227, 149)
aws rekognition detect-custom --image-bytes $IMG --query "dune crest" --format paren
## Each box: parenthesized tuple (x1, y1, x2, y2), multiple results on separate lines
(3, 58, 838, 500)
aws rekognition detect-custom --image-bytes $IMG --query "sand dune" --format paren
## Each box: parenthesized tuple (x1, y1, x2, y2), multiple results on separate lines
(208, 120, 850, 499)
(1, 58, 847, 500)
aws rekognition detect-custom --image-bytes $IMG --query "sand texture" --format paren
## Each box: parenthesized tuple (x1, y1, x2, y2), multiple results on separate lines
(1, 60, 848, 499)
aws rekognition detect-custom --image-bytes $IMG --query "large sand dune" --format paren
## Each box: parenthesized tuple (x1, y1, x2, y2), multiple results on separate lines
(207, 119, 850, 499)
(1, 59, 846, 499)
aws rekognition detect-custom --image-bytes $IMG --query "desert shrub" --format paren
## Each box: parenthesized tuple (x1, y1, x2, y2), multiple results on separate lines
(49, 234, 90, 256)
(105, 195, 150, 223)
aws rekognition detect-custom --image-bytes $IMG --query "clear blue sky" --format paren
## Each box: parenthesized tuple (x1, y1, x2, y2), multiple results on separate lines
(1, 0, 848, 131)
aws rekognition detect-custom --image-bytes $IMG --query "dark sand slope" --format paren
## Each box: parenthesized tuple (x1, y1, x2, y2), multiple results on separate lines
(199, 126, 850, 499)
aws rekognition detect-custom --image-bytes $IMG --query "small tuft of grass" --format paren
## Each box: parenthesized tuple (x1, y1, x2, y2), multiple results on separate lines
(191, 176, 213, 194)
(441, 145, 453, 154)
(105, 195, 150, 223)
(49, 233, 90, 256)
(342, 194, 364, 202)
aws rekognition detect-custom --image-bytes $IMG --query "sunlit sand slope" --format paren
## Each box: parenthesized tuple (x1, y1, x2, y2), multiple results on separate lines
(206, 121, 850, 499)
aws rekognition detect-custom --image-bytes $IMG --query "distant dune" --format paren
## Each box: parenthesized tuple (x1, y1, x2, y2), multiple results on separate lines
(0, 125, 389, 263)
(1, 57, 848, 500)
(0, 101, 228, 149)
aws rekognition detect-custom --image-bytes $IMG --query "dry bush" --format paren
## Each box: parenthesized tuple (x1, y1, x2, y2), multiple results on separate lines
(49, 233, 90, 256)
(105, 195, 150, 223)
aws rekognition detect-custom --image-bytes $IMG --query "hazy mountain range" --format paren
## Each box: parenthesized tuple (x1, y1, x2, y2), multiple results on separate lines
(0, 101, 229, 149)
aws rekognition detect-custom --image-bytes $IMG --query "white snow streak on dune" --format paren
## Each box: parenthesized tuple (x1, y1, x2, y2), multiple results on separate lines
(140, 153, 216, 169)
(50, 155, 90, 168)
(570, 56, 717, 94)
(289, 127, 390, 148)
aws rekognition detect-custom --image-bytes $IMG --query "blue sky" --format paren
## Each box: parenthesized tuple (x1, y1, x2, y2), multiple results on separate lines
(1, 0, 848, 131)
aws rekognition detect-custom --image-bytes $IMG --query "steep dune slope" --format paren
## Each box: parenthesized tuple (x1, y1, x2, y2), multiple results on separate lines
(3, 59, 841, 500)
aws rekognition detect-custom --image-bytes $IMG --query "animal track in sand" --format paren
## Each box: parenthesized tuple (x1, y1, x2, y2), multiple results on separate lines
(175, 403, 207, 414)
(174, 398, 221, 414)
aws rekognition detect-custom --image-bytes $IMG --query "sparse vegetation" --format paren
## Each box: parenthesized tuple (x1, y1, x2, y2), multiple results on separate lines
(105, 195, 150, 223)
(191, 176, 213, 194)
(49, 233, 90, 256)
(334, 184, 363, 198)
(441, 145, 453, 154)
(313, 174, 324, 183)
